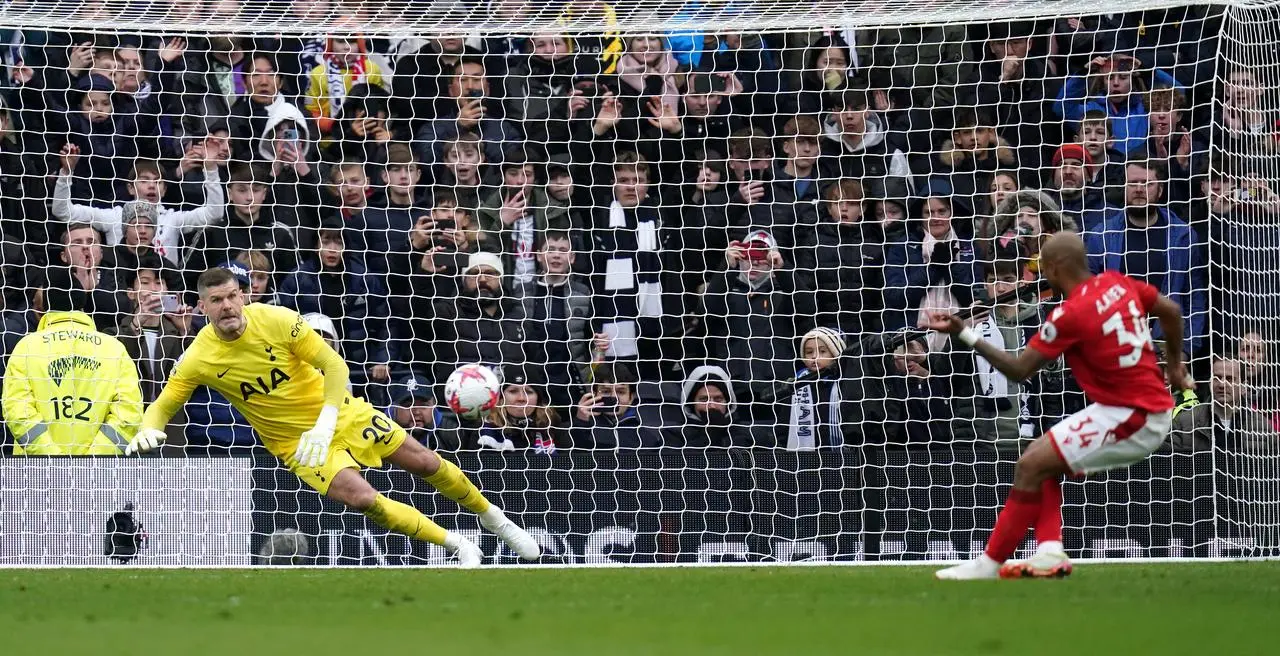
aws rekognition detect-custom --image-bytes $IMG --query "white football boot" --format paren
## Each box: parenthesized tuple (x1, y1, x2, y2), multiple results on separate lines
(480, 507, 542, 561)
(999, 543, 1072, 579)
(445, 532, 483, 568)
(935, 554, 1001, 580)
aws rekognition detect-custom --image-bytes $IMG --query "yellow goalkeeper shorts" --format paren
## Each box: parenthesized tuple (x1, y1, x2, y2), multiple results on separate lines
(289, 400, 408, 495)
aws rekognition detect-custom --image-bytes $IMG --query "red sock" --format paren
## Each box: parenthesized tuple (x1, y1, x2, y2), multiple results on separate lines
(1036, 478, 1063, 545)
(985, 488, 1042, 563)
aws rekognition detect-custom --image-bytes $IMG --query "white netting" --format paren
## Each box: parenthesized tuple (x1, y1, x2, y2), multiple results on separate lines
(0, 1, 1277, 565)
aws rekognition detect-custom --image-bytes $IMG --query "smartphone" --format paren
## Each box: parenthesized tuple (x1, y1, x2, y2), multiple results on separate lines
(160, 293, 181, 313)
(643, 75, 665, 98)
(466, 89, 484, 100)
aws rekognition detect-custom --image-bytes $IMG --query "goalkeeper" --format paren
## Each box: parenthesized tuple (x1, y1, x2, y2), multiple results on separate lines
(127, 267, 540, 567)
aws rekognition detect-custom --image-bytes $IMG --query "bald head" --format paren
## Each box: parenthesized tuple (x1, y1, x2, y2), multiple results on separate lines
(1040, 231, 1089, 272)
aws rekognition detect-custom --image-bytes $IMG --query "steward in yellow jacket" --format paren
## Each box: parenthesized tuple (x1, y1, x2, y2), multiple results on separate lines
(2, 277, 143, 455)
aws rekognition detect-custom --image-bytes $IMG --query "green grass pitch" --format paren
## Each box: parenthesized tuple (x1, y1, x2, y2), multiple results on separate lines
(3, 562, 1277, 655)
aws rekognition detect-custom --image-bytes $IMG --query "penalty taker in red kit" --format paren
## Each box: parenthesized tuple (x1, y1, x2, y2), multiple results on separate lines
(124, 267, 540, 567)
(929, 232, 1194, 580)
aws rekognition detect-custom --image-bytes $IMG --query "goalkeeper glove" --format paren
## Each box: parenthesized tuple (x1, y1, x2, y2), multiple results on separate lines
(124, 428, 166, 456)
(1173, 388, 1199, 418)
(293, 405, 339, 468)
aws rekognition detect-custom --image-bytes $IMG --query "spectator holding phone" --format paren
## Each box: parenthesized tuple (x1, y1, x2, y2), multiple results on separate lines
(386, 188, 480, 373)
(326, 83, 395, 167)
(414, 56, 524, 170)
(504, 34, 596, 154)
(478, 146, 562, 283)
(617, 35, 681, 113)
(569, 362, 666, 448)
(303, 34, 387, 137)
(116, 253, 193, 447)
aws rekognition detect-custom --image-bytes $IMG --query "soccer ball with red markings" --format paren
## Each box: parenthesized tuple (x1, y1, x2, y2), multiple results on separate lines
(443, 363, 501, 419)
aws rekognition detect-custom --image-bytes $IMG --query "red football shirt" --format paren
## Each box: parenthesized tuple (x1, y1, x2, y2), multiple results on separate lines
(1027, 270, 1175, 412)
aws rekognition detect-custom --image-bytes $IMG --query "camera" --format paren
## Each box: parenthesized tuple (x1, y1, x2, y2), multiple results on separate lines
(161, 293, 181, 313)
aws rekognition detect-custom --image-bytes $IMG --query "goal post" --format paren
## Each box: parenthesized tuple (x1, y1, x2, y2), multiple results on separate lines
(0, 1, 1277, 565)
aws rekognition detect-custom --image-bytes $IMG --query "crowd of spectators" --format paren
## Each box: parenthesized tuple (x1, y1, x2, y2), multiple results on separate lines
(0, 2, 1277, 456)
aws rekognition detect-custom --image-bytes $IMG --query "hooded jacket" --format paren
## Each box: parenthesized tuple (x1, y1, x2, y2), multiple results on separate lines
(673, 364, 748, 447)
(258, 99, 315, 162)
(819, 110, 912, 182)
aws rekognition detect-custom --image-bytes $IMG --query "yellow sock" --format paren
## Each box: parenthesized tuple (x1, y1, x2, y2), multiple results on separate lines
(363, 494, 448, 546)
(424, 457, 492, 514)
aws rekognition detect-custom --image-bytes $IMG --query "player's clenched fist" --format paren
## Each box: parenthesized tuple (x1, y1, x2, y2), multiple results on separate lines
(125, 428, 166, 456)
(293, 405, 339, 468)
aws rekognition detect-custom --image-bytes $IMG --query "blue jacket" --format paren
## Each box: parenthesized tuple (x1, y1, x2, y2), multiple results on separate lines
(1083, 208, 1206, 352)
(1054, 68, 1182, 154)
(278, 257, 393, 369)
(1052, 188, 1114, 235)
(883, 229, 981, 332)
(348, 203, 419, 275)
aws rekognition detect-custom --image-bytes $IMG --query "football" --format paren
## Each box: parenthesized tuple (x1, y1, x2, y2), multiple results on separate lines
(443, 363, 501, 419)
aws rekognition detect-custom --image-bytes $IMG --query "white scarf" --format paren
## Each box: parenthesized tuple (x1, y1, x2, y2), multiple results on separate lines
(975, 316, 1009, 399)
(787, 379, 842, 451)
(975, 314, 1036, 437)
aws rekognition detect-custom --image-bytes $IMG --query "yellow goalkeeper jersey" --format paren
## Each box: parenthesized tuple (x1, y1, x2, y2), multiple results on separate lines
(151, 303, 342, 455)
(1, 311, 143, 455)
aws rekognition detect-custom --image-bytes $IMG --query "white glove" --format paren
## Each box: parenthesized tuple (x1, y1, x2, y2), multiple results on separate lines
(293, 405, 339, 468)
(124, 428, 166, 456)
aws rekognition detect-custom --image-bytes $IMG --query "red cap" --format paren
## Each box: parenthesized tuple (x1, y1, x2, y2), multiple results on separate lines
(1052, 143, 1094, 167)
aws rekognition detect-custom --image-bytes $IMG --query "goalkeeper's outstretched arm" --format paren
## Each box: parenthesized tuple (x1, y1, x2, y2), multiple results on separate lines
(290, 326, 351, 468)
(128, 371, 197, 455)
(293, 327, 350, 408)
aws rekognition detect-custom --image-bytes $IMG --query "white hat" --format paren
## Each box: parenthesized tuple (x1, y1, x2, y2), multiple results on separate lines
(303, 312, 338, 340)
(465, 251, 505, 277)
(800, 326, 847, 357)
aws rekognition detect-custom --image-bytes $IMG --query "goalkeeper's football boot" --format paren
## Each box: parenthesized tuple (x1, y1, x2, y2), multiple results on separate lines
(999, 549, 1073, 579)
(451, 534, 483, 569)
(935, 555, 1000, 580)
(480, 507, 542, 561)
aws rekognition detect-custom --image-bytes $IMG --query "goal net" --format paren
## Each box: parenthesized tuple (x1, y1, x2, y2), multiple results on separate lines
(0, 0, 1277, 565)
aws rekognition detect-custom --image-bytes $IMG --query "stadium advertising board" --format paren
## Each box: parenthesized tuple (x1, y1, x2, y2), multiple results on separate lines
(0, 458, 254, 565)
(252, 449, 1274, 565)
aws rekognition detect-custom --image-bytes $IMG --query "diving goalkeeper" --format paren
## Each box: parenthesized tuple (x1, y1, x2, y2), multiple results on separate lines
(126, 267, 540, 566)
